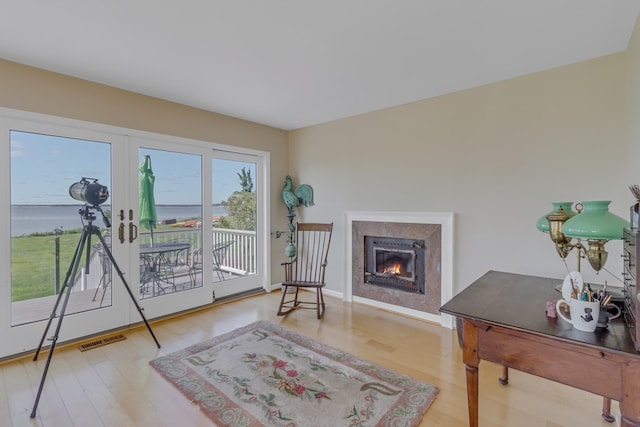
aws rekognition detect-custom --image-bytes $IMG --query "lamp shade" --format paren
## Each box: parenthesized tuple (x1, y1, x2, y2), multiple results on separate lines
(562, 200, 629, 240)
(536, 202, 574, 233)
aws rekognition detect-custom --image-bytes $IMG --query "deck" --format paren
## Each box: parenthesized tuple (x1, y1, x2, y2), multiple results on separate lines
(11, 268, 234, 326)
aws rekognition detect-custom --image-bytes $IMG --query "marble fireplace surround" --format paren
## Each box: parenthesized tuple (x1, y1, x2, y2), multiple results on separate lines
(344, 211, 454, 328)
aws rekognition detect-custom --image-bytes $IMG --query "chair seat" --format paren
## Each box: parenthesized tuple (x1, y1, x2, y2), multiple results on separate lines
(282, 280, 325, 288)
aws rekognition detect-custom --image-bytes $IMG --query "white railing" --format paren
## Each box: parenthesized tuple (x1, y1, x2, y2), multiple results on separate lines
(139, 228, 256, 275)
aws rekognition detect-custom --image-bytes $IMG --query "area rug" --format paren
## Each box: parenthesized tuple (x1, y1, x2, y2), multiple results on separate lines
(150, 320, 438, 426)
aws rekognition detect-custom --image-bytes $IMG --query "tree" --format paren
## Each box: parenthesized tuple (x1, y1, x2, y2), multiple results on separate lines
(219, 191, 256, 230)
(219, 167, 256, 231)
(237, 167, 253, 192)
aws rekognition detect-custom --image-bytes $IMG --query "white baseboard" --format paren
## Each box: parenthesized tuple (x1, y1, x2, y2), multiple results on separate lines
(271, 284, 453, 328)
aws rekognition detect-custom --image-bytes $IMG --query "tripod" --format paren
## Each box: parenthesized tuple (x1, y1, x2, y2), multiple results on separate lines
(30, 204, 161, 418)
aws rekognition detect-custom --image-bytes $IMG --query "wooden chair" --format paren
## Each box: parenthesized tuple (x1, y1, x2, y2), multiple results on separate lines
(277, 222, 333, 319)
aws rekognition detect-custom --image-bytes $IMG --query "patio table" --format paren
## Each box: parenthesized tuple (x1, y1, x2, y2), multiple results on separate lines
(139, 242, 191, 297)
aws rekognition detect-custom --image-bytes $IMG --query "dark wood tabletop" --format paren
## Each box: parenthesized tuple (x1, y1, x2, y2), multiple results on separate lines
(440, 270, 637, 356)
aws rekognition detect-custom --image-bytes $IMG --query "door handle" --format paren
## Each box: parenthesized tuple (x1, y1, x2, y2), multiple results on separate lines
(118, 222, 125, 244)
(129, 222, 138, 243)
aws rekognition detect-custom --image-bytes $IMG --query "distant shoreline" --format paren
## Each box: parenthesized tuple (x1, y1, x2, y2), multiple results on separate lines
(11, 204, 228, 237)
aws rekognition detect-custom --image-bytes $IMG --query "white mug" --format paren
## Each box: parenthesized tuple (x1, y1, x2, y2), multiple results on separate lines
(555, 298, 600, 332)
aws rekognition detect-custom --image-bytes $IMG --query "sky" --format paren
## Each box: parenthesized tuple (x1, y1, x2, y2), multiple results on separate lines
(10, 131, 255, 205)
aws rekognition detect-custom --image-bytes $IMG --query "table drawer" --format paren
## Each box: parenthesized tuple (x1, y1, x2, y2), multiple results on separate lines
(478, 325, 623, 400)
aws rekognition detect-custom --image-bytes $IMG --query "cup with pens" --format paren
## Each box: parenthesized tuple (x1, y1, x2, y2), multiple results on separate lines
(555, 271, 620, 332)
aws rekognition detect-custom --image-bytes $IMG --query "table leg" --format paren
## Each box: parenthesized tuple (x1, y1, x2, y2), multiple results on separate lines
(620, 361, 640, 427)
(462, 319, 479, 427)
(602, 398, 615, 423)
(499, 366, 509, 385)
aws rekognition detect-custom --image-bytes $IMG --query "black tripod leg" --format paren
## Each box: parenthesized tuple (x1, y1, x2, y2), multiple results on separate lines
(95, 230, 161, 349)
(32, 282, 68, 363)
(33, 227, 89, 361)
(31, 228, 89, 418)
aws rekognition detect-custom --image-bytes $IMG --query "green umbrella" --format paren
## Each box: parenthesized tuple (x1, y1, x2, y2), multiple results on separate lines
(139, 155, 157, 245)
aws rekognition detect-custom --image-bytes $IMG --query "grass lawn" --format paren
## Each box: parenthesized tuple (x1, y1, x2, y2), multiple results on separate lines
(10, 222, 196, 302)
(11, 229, 96, 302)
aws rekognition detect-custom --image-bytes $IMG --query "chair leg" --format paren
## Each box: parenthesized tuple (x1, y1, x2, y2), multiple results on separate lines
(316, 287, 325, 319)
(277, 285, 289, 316)
(293, 286, 300, 307)
(277, 285, 300, 316)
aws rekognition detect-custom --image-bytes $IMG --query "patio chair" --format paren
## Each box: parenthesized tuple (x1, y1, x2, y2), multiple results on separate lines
(188, 247, 203, 287)
(92, 245, 112, 307)
(189, 241, 234, 284)
(277, 222, 333, 319)
(212, 241, 234, 281)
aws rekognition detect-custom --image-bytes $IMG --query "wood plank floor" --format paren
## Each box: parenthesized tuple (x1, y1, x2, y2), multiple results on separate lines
(1, 291, 620, 427)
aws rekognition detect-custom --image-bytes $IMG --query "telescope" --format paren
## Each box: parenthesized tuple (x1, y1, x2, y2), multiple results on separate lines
(69, 178, 109, 206)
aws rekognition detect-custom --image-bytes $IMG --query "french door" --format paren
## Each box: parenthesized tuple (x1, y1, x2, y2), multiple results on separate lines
(0, 108, 269, 359)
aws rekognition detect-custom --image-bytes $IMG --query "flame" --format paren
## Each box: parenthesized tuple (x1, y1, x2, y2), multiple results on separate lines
(381, 263, 402, 275)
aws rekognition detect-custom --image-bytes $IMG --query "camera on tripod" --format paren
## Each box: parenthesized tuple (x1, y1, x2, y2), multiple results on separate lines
(69, 177, 109, 206)
(69, 177, 111, 227)
(31, 178, 159, 418)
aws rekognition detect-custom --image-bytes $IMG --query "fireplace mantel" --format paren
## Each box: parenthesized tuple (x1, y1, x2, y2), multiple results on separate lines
(344, 211, 454, 328)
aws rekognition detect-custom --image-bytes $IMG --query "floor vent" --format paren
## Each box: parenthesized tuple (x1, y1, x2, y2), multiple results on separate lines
(78, 334, 126, 352)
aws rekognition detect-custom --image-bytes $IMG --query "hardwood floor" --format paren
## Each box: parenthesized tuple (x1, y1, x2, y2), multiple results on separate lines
(1, 290, 619, 427)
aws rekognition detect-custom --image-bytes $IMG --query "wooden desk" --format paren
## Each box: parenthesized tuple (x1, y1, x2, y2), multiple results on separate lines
(440, 270, 640, 427)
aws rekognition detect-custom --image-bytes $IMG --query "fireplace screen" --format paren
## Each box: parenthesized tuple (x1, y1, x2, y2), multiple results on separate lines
(364, 236, 425, 293)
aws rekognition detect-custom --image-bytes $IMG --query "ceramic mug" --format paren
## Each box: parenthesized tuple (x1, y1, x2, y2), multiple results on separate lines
(555, 298, 600, 332)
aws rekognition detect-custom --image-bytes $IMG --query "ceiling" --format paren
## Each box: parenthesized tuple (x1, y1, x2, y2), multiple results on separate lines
(1, 1, 639, 131)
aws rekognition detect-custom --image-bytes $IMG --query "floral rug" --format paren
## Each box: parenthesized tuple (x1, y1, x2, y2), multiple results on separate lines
(150, 320, 438, 426)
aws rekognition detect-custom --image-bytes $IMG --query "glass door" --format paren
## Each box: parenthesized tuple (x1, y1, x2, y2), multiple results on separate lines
(0, 109, 271, 359)
(128, 139, 210, 318)
(128, 140, 269, 317)
(0, 117, 131, 358)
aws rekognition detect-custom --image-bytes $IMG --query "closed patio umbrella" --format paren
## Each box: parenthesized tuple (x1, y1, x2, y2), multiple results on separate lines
(139, 155, 157, 245)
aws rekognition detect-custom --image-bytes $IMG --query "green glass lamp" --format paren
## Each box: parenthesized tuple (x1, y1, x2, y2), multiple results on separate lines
(538, 202, 576, 259)
(561, 201, 629, 272)
(562, 201, 628, 240)
(536, 202, 575, 233)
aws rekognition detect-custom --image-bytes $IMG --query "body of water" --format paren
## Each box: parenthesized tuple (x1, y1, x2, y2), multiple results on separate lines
(11, 205, 228, 237)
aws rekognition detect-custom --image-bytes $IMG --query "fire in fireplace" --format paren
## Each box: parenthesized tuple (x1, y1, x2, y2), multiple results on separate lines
(364, 235, 425, 293)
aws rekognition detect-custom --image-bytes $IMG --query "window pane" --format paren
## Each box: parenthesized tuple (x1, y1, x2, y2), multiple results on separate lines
(10, 131, 112, 325)
(212, 159, 257, 280)
(138, 148, 203, 298)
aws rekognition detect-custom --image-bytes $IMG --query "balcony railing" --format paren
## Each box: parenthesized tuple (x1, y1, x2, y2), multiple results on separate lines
(138, 228, 257, 276)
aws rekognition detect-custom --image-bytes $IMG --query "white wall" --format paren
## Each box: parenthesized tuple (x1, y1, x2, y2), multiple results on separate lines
(289, 52, 630, 296)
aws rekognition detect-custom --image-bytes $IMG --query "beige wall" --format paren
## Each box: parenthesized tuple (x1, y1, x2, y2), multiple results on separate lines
(2, 36, 636, 298)
(0, 59, 291, 281)
(290, 53, 630, 295)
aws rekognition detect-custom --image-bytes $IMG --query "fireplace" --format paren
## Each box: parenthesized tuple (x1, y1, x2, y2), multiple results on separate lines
(346, 211, 454, 328)
(364, 236, 425, 293)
